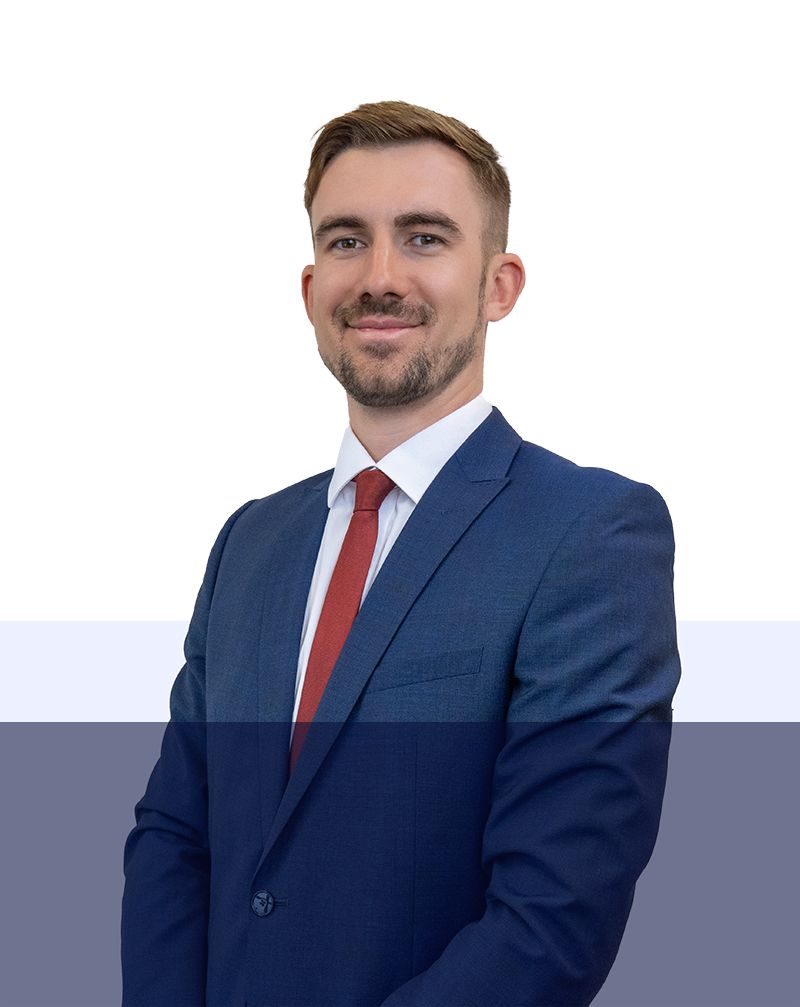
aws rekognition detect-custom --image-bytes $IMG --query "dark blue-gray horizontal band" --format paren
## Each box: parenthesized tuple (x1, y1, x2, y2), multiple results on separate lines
(0, 723, 797, 1005)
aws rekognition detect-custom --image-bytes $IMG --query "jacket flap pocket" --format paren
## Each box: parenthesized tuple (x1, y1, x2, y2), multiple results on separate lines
(368, 646, 484, 693)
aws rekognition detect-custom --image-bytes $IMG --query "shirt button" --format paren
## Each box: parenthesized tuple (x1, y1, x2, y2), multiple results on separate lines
(251, 890, 275, 917)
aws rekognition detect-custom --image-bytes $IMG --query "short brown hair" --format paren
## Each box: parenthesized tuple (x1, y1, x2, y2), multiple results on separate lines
(304, 100, 511, 255)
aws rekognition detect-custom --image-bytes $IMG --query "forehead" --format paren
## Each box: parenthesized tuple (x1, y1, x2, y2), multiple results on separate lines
(311, 140, 485, 232)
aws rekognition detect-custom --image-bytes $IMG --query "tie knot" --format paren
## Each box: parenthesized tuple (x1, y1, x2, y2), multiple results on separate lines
(353, 468, 395, 512)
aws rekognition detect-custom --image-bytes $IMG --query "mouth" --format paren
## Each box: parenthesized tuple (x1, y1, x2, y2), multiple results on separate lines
(347, 318, 422, 339)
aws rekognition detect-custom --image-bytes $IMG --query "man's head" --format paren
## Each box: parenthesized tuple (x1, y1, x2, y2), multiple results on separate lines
(301, 101, 524, 412)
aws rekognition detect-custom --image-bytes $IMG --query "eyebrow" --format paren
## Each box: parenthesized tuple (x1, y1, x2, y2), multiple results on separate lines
(394, 211, 464, 238)
(313, 215, 366, 244)
(313, 210, 464, 246)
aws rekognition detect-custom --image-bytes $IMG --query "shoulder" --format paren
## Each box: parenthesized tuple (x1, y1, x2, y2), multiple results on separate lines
(209, 467, 333, 550)
(245, 468, 333, 516)
(508, 437, 674, 540)
(472, 407, 671, 523)
(516, 436, 669, 505)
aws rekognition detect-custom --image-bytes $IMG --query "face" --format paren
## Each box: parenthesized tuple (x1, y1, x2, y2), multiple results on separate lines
(302, 141, 493, 409)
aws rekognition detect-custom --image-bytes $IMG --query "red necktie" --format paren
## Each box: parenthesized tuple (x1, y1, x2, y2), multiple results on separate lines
(289, 467, 396, 774)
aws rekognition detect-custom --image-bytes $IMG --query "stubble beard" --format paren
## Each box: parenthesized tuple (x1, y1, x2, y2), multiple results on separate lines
(319, 273, 487, 409)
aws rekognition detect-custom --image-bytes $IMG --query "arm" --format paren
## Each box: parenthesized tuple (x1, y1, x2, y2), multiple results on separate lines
(381, 481, 681, 1006)
(120, 499, 255, 1007)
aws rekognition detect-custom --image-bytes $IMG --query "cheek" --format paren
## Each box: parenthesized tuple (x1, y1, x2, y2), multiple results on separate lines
(311, 269, 350, 320)
(426, 257, 482, 307)
(429, 277, 480, 321)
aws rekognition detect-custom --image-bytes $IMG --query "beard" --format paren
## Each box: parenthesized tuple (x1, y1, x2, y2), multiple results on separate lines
(318, 273, 486, 408)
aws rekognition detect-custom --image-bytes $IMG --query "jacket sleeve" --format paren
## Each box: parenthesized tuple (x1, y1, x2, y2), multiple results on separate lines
(120, 499, 255, 1007)
(380, 481, 681, 1007)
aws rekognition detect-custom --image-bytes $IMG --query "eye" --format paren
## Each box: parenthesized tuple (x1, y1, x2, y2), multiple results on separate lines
(330, 237, 365, 251)
(410, 234, 444, 248)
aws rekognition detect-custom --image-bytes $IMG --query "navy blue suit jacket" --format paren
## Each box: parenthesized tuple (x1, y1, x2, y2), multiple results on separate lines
(122, 407, 680, 1006)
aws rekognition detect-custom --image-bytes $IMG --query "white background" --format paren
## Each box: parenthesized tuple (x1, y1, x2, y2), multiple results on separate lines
(1, 2, 797, 718)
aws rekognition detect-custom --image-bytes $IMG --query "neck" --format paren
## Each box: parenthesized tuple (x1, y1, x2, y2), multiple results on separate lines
(347, 376, 483, 461)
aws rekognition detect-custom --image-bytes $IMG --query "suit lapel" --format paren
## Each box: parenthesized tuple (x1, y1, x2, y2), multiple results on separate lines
(253, 407, 522, 873)
(253, 473, 329, 837)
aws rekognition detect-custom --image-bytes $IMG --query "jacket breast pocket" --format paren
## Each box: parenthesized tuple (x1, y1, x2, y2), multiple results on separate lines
(366, 646, 484, 693)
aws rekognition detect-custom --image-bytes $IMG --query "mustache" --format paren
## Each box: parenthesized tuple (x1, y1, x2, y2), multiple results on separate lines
(333, 297, 436, 328)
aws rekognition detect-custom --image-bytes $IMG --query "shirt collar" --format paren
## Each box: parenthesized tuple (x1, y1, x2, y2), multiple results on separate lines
(327, 394, 493, 508)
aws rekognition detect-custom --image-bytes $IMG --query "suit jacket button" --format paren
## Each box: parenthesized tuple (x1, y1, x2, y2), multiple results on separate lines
(251, 890, 274, 917)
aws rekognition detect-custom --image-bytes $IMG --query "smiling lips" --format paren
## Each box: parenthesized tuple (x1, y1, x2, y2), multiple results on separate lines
(348, 317, 422, 336)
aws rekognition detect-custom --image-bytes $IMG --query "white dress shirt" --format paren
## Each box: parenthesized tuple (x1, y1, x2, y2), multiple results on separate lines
(290, 394, 493, 740)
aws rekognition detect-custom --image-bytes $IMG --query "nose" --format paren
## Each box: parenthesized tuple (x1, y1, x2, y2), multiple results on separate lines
(357, 235, 410, 302)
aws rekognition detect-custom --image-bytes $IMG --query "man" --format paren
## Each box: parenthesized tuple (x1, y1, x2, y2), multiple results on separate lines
(122, 100, 680, 1006)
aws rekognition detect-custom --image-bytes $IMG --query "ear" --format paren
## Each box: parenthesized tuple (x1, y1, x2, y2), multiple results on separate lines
(483, 253, 526, 323)
(301, 264, 315, 324)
